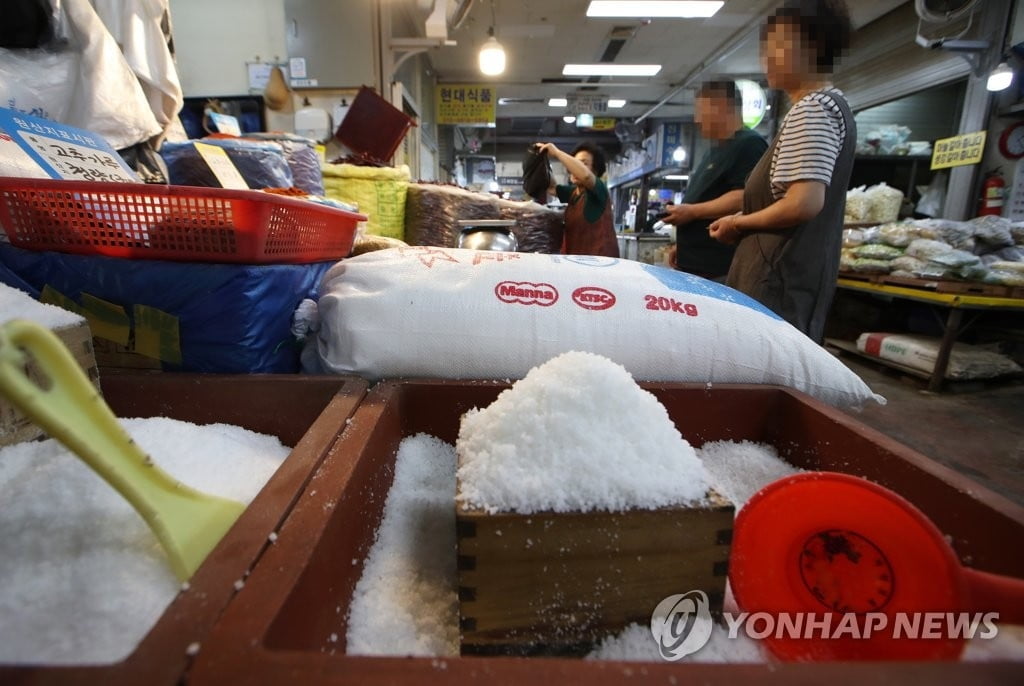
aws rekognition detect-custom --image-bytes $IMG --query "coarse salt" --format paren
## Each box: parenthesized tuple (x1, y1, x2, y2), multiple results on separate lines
(456, 351, 709, 514)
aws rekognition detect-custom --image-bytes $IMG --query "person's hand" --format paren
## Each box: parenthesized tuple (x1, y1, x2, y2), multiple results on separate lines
(537, 142, 561, 157)
(667, 244, 678, 268)
(663, 203, 697, 226)
(709, 213, 744, 244)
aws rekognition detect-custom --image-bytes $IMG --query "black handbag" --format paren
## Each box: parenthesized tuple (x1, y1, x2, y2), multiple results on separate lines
(522, 144, 553, 201)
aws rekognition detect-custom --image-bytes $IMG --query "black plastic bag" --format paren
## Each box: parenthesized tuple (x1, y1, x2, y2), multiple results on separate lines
(522, 144, 552, 202)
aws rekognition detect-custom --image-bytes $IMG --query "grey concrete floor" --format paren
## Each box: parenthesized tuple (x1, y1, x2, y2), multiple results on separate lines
(837, 355, 1024, 508)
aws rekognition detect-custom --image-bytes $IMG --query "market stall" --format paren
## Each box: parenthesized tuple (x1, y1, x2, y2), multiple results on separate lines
(1, 0, 1023, 682)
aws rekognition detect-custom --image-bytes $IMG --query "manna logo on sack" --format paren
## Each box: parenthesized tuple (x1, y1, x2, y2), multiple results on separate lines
(572, 286, 616, 311)
(495, 281, 559, 306)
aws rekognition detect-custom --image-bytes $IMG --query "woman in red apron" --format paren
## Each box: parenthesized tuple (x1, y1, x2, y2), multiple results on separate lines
(709, 0, 854, 343)
(538, 141, 619, 258)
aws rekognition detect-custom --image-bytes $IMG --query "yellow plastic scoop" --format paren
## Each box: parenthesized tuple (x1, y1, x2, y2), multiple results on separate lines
(0, 319, 246, 581)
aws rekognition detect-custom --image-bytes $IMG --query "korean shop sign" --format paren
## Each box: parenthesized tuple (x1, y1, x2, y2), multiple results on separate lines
(436, 85, 497, 125)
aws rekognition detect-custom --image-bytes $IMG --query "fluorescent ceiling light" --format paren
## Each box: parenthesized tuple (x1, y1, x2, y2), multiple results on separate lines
(664, 174, 689, 181)
(563, 64, 662, 77)
(548, 98, 568, 107)
(563, 115, 577, 123)
(577, 113, 595, 127)
(608, 99, 627, 108)
(586, 1, 723, 18)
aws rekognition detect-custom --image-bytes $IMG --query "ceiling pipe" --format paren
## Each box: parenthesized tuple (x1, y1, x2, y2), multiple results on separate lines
(635, 5, 774, 123)
(450, 0, 476, 31)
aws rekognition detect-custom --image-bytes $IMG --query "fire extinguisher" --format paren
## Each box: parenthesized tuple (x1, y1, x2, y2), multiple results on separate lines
(977, 168, 1006, 217)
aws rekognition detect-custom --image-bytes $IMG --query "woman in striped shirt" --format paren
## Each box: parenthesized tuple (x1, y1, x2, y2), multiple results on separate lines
(709, 0, 854, 343)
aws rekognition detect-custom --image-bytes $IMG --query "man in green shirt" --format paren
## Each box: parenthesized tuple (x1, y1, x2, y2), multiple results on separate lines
(666, 81, 767, 279)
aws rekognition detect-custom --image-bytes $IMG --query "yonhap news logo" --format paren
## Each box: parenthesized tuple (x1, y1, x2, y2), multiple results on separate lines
(650, 590, 714, 660)
(648, 590, 1002, 661)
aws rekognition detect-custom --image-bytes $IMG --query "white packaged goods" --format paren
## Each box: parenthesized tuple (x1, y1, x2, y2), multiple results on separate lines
(864, 183, 904, 224)
(857, 333, 1022, 380)
(307, 248, 884, 408)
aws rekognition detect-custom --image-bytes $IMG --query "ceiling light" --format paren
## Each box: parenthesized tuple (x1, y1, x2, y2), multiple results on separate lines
(664, 174, 689, 181)
(479, 30, 506, 76)
(563, 115, 577, 124)
(563, 64, 662, 77)
(548, 98, 568, 107)
(607, 99, 627, 108)
(577, 113, 595, 127)
(987, 62, 1014, 92)
(586, 1, 723, 18)
(672, 146, 686, 163)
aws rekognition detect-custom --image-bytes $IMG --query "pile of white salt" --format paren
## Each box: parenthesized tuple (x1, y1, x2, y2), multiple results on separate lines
(455, 351, 710, 514)
(0, 418, 290, 664)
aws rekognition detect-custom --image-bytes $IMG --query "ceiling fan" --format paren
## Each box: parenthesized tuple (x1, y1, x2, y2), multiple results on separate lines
(914, 0, 985, 51)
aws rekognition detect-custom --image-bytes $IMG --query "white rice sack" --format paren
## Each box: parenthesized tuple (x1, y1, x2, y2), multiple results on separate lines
(307, 248, 884, 408)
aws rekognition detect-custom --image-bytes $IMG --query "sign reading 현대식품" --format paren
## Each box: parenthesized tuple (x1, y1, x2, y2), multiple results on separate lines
(436, 85, 497, 125)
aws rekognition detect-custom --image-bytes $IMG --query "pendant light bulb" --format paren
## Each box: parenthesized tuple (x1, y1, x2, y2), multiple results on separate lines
(479, 27, 506, 76)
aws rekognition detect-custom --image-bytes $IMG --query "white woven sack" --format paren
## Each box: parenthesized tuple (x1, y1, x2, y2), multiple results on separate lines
(308, 248, 884, 408)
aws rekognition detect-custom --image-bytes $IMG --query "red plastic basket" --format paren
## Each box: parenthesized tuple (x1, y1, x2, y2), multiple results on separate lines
(0, 178, 367, 264)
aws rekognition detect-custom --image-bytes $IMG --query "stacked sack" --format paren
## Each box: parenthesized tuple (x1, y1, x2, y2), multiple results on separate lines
(840, 216, 1024, 287)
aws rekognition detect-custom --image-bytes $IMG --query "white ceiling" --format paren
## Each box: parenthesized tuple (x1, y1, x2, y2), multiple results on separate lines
(412, 0, 911, 121)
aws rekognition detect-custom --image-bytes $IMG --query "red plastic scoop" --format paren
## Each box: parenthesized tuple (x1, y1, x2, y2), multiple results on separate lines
(729, 472, 1024, 661)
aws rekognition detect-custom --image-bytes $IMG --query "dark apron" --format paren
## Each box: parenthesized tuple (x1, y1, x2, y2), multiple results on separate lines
(726, 92, 856, 343)
(562, 186, 620, 258)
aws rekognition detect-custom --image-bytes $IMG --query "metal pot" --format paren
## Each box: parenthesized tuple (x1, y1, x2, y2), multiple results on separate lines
(456, 219, 518, 252)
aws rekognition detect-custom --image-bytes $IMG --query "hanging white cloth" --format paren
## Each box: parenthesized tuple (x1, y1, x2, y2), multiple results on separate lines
(0, 0, 162, 148)
(90, 0, 183, 130)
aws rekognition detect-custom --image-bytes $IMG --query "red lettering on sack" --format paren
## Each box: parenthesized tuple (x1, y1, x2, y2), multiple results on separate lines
(495, 281, 559, 306)
(644, 294, 699, 317)
(472, 252, 522, 266)
(572, 286, 616, 311)
(398, 246, 460, 268)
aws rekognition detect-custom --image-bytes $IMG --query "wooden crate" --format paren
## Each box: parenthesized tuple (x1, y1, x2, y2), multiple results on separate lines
(456, 483, 734, 655)
(0, 319, 100, 447)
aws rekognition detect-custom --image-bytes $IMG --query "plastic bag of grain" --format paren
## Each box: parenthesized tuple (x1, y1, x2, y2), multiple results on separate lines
(864, 183, 904, 223)
(323, 163, 410, 239)
(844, 186, 869, 223)
(851, 244, 903, 260)
(890, 255, 928, 273)
(1012, 222, 1024, 245)
(849, 258, 893, 274)
(968, 215, 1014, 250)
(878, 222, 921, 248)
(305, 248, 885, 408)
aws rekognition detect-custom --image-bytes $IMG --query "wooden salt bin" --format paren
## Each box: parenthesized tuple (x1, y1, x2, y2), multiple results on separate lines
(456, 484, 734, 654)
